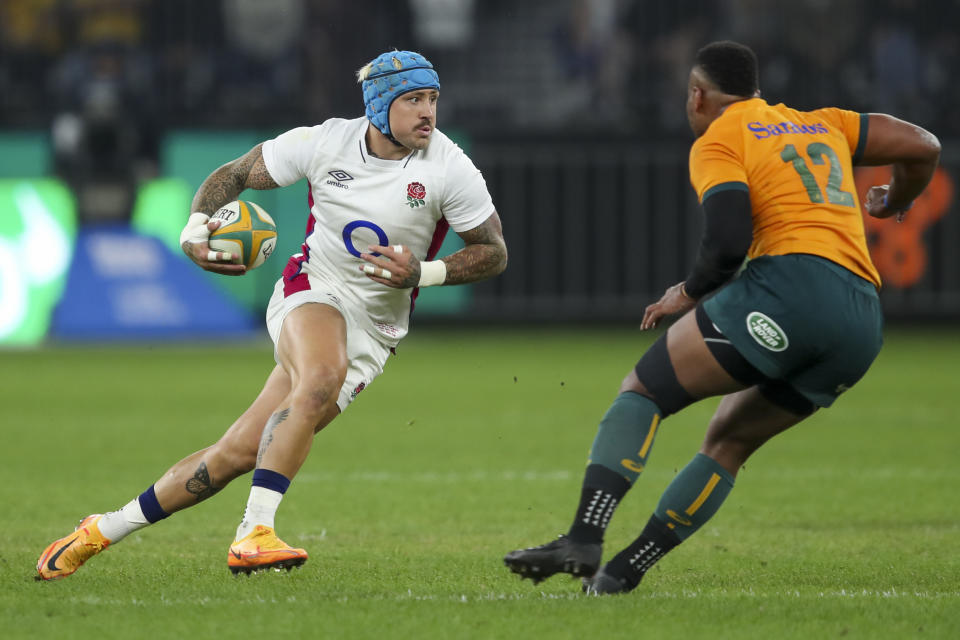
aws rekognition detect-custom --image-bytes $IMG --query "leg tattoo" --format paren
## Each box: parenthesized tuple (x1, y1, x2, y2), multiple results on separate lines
(185, 461, 221, 501)
(257, 408, 290, 466)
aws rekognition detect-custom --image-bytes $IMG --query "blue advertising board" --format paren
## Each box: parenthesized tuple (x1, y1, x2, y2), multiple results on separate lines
(51, 226, 259, 340)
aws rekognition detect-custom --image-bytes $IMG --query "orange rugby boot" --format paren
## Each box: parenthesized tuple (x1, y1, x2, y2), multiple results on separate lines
(228, 525, 308, 575)
(36, 514, 111, 581)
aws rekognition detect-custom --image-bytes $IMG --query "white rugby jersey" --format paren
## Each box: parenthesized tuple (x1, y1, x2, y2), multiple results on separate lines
(261, 117, 495, 345)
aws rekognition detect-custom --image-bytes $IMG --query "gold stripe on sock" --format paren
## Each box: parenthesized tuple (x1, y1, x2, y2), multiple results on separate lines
(685, 473, 721, 515)
(637, 415, 660, 459)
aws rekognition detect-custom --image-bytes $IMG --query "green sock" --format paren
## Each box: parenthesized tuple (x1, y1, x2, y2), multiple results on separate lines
(566, 392, 662, 544)
(653, 453, 734, 541)
(588, 391, 662, 483)
(603, 454, 735, 589)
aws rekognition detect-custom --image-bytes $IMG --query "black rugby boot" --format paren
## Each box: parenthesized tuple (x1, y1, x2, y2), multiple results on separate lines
(581, 563, 635, 595)
(503, 535, 601, 584)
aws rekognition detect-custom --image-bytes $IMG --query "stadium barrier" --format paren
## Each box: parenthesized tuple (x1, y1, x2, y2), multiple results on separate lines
(466, 138, 960, 322)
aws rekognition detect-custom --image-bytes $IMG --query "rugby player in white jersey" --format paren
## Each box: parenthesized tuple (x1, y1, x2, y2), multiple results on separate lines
(37, 50, 507, 579)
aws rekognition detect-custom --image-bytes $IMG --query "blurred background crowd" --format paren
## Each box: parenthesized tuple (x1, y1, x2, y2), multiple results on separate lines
(2, 0, 958, 146)
(3, 0, 957, 204)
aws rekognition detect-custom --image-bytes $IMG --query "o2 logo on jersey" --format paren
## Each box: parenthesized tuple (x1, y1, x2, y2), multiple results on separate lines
(342, 220, 389, 257)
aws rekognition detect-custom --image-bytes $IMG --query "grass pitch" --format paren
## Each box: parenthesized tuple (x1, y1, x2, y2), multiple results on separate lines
(3, 326, 959, 639)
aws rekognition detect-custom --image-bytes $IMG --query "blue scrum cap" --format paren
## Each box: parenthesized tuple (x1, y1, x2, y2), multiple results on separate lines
(361, 51, 440, 139)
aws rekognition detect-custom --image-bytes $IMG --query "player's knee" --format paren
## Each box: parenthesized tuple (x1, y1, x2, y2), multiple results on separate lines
(631, 334, 695, 418)
(293, 365, 345, 418)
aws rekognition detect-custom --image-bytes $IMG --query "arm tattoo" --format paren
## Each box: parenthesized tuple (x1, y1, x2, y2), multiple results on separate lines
(441, 213, 508, 285)
(185, 462, 221, 502)
(191, 143, 280, 214)
(257, 408, 290, 466)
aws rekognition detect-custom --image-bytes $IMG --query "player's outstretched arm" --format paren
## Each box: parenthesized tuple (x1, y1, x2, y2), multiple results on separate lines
(360, 212, 507, 288)
(181, 144, 281, 275)
(859, 114, 941, 220)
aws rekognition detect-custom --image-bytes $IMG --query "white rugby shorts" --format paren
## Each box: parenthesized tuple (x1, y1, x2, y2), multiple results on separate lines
(265, 273, 391, 411)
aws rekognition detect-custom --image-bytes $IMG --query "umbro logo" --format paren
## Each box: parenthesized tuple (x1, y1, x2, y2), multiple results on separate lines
(326, 170, 353, 190)
(328, 170, 354, 182)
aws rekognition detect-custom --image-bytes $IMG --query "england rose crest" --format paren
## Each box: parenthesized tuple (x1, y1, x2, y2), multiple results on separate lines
(406, 182, 426, 208)
(350, 381, 366, 399)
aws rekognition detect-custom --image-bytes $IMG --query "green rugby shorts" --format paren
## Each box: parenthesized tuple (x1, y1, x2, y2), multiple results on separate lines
(702, 254, 883, 407)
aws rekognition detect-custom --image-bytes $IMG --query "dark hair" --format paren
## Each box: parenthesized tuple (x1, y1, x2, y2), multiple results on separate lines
(695, 41, 759, 97)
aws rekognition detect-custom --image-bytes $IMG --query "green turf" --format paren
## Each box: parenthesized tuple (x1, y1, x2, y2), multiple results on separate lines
(3, 327, 958, 639)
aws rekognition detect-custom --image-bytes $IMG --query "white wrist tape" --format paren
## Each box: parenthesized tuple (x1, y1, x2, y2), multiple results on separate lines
(179, 212, 211, 246)
(418, 260, 446, 287)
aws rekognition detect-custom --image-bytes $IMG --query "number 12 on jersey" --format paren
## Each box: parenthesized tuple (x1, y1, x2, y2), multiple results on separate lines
(781, 142, 855, 207)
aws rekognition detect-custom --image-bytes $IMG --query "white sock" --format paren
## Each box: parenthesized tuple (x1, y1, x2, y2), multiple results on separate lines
(234, 486, 284, 541)
(97, 499, 151, 543)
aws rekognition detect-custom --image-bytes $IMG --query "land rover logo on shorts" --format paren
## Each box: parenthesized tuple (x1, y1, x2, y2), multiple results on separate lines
(746, 312, 789, 352)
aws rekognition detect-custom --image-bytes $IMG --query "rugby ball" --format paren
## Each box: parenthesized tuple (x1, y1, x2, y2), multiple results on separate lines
(208, 200, 277, 270)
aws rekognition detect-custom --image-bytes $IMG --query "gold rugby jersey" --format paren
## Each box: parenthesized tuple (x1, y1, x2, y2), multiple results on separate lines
(689, 98, 880, 287)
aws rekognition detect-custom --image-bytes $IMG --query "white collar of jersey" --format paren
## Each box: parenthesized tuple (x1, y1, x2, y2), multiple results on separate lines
(357, 129, 418, 168)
